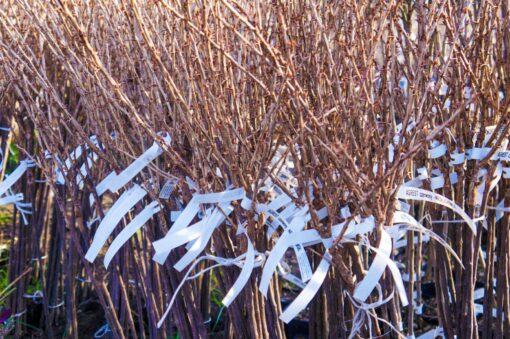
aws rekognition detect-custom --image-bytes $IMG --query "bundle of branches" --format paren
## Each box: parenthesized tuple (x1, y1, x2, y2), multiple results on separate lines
(1, 0, 510, 338)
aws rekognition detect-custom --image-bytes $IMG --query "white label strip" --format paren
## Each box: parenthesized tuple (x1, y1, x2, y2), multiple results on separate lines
(466, 147, 491, 160)
(357, 230, 408, 306)
(0, 193, 24, 206)
(152, 204, 201, 264)
(153, 188, 245, 264)
(85, 184, 147, 262)
(159, 179, 176, 199)
(103, 201, 161, 268)
(397, 186, 476, 234)
(108, 134, 171, 193)
(191, 188, 245, 204)
(495, 150, 510, 161)
(173, 204, 233, 271)
(222, 233, 255, 307)
(428, 144, 447, 159)
(279, 252, 331, 323)
(152, 219, 206, 254)
(449, 152, 465, 165)
(265, 208, 313, 282)
(353, 229, 393, 303)
(0, 160, 35, 197)
(259, 214, 308, 296)
(90, 134, 171, 201)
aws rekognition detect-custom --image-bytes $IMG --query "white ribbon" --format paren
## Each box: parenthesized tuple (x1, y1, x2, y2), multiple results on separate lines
(221, 232, 255, 307)
(173, 204, 233, 271)
(85, 184, 148, 262)
(347, 284, 403, 339)
(0, 192, 24, 206)
(152, 188, 245, 265)
(259, 213, 309, 296)
(397, 186, 476, 234)
(353, 229, 408, 306)
(55, 135, 101, 186)
(103, 201, 161, 268)
(279, 252, 331, 323)
(90, 133, 171, 204)
(428, 143, 447, 159)
(0, 160, 35, 197)
(157, 250, 263, 328)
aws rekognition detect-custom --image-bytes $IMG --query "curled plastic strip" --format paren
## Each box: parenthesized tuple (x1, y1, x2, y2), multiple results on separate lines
(259, 213, 309, 296)
(428, 144, 447, 159)
(397, 186, 476, 234)
(0, 160, 35, 197)
(221, 232, 255, 307)
(157, 251, 263, 328)
(279, 252, 331, 323)
(0, 192, 24, 206)
(173, 204, 233, 271)
(466, 147, 491, 160)
(449, 152, 465, 165)
(90, 133, 171, 204)
(85, 184, 148, 262)
(152, 188, 245, 265)
(108, 134, 171, 193)
(104, 201, 161, 268)
(353, 229, 408, 306)
(264, 207, 313, 282)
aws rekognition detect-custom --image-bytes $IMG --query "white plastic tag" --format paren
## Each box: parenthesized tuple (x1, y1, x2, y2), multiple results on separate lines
(90, 134, 171, 202)
(0, 160, 35, 197)
(355, 229, 408, 306)
(353, 230, 392, 302)
(428, 144, 447, 159)
(466, 148, 491, 160)
(221, 233, 255, 307)
(153, 188, 245, 265)
(0, 192, 24, 206)
(449, 152, 465, 166)
(108, 134, 171, 193)
(103, 201, 161, 268)
(259, 213, 309, 296)
(279, 252, 331, 323)
(159, 179, 176, 199)
(495, 150, 510, 162)
(173, 204, 233, 271)
(85, 184, 148, 262)
(397, 186, 476, 234)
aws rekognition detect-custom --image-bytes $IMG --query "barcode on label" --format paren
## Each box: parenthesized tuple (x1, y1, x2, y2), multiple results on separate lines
(159, 180, 175, 199)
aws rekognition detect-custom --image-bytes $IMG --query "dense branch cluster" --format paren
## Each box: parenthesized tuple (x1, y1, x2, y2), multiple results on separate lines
(1, 1, 510, 338)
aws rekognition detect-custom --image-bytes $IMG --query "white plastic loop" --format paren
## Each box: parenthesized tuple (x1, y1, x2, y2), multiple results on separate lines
(428, 144, 447, 159)
(353, 229, 408, 306)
